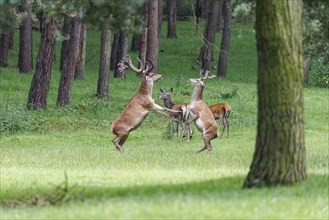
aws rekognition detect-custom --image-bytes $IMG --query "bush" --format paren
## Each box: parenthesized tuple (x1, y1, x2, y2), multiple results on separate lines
(312, 59, 329, 88)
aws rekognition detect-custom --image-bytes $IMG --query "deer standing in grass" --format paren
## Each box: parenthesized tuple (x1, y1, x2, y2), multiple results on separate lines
(209, 103, 231, 139)
(183, 70, 218, 153)
(158, 88, 192, 140)
(111, 57, 179, 151)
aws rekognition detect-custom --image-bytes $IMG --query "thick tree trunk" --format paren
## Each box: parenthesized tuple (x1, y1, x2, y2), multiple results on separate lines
(27, 19, 57, 110)
(200, 0, 220, 73)
(110, 32, 120, 70)
(57, 16, 81, 106)
(146, 0, 159, 72)
(243, 0, 306, 188)
(74, 24, 87, 80)
(18, 0, 33, 73)
(59, 15, 71, 71)
(114, 31, 128, 79)
(97, 24, 111, 98)
(167, 0, 177, 39)
(195, 0, 202, 29)
(0, 33, 9, 67)
(217, 0, 232, 77)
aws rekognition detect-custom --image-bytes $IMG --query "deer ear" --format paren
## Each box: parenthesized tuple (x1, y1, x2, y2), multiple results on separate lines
(170, 88, 173, 93)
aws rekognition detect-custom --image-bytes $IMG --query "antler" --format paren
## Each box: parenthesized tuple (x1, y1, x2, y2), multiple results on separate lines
(199, 69, 216, 80)
(118, 56, 154, 75)
(118, 56, 143, 73)
(142, 59, 154, 74)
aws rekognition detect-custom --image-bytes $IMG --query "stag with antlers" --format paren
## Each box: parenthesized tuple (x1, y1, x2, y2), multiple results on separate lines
(183, 70, 218, 153)
(111, 57, 179, 151)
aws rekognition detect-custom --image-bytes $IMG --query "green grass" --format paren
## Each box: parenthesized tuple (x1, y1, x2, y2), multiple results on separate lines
(0, 21, 328, 219)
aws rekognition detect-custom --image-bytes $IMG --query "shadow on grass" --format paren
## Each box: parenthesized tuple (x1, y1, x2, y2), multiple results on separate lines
(2, 174, 328, 208)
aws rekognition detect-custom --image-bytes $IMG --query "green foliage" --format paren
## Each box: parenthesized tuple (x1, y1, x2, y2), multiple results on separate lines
(0, 0, 18, 33)
(232, 0, 255, 23)
(311, 58, 329, 88)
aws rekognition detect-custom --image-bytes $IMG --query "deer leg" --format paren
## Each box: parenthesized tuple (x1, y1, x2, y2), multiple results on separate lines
(171, 120, 175, 140)
(220, 116, 225, 139)
(197, 137, 213, 153)
(226, 116, 230, 138)
(112, 135, 125, 152)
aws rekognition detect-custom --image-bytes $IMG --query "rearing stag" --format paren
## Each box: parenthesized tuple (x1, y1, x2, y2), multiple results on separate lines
(111, 57, 179, 151)
(183, 70, 218, 153)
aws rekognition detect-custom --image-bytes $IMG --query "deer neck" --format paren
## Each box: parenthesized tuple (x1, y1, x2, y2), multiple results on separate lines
(191, 85, 204, 102)
(137, 78, 153, 96)
(163, 97, 174, 109)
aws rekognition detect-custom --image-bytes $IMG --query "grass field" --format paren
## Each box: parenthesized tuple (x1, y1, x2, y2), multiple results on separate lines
(0, 21, 328, 219)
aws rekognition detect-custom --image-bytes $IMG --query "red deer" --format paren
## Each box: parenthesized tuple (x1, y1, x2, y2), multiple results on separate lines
(183, 70, 218, 153)
(158, 88, 192, 140)
(209, 103, 232, 139)
(111, 57, 179, 151)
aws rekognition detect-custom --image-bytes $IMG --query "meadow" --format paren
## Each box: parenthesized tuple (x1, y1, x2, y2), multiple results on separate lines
(0, 21, 328, 219)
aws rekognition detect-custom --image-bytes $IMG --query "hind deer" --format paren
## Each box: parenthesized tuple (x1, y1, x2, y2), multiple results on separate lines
(111, 57, 179, 151)
(158, 88, 192, 141)
(183, 70, 218, 153)
(209, 103, 231, 139)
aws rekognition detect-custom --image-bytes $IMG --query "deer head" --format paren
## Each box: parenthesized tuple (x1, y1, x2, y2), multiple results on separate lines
(118, 56, 162, 83)
(158, 88, 173, 100)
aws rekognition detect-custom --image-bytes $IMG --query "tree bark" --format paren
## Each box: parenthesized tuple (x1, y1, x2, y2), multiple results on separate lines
(27, 19, 57, 110)
(216, 0, 224, 32)
(199, 0, 220, 74)
(217, 0, 232, 77)
(59, 15, 71, 71)
(97, 24, 111, 98)
(0, 33, 9, 67)
(146, 0, 159, 72)
(57, 16, 81, 106)
(74, 24, 87, 80)
(167, 0, 177, 39)
(243, 0, 306, 188)
(110, 32, 120, 70)
(18, 0, 33, 73)
(113, 31, 128, 79)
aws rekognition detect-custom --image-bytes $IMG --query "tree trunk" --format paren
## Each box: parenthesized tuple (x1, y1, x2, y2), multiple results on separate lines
(138, 4, 148, 73)
(146, 0, 159, 72)
(8, 30, 14, 50)
(59, 15, 71, 71)
(110, 32, 120, 70)
(243, 0, 306, 188)
(303, 56, 311, 85)
(216, 0, 224, 32)
(57, 16, 81, 106)
(167, 0, 177, 39)
(18, 0, 33, 73)
(0, 33, 9, 67)
(158, 0, 163, 39)
(217, 0, 232, 77)
(131, 15, 142, 51)
(195, 0, 202, 29)
(200, 0, 220, 73)
(97, 24, 111, 98)
(74, 24, 87, 80)
(114, 31, 128, 79)
(27, 19, 57, 110)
